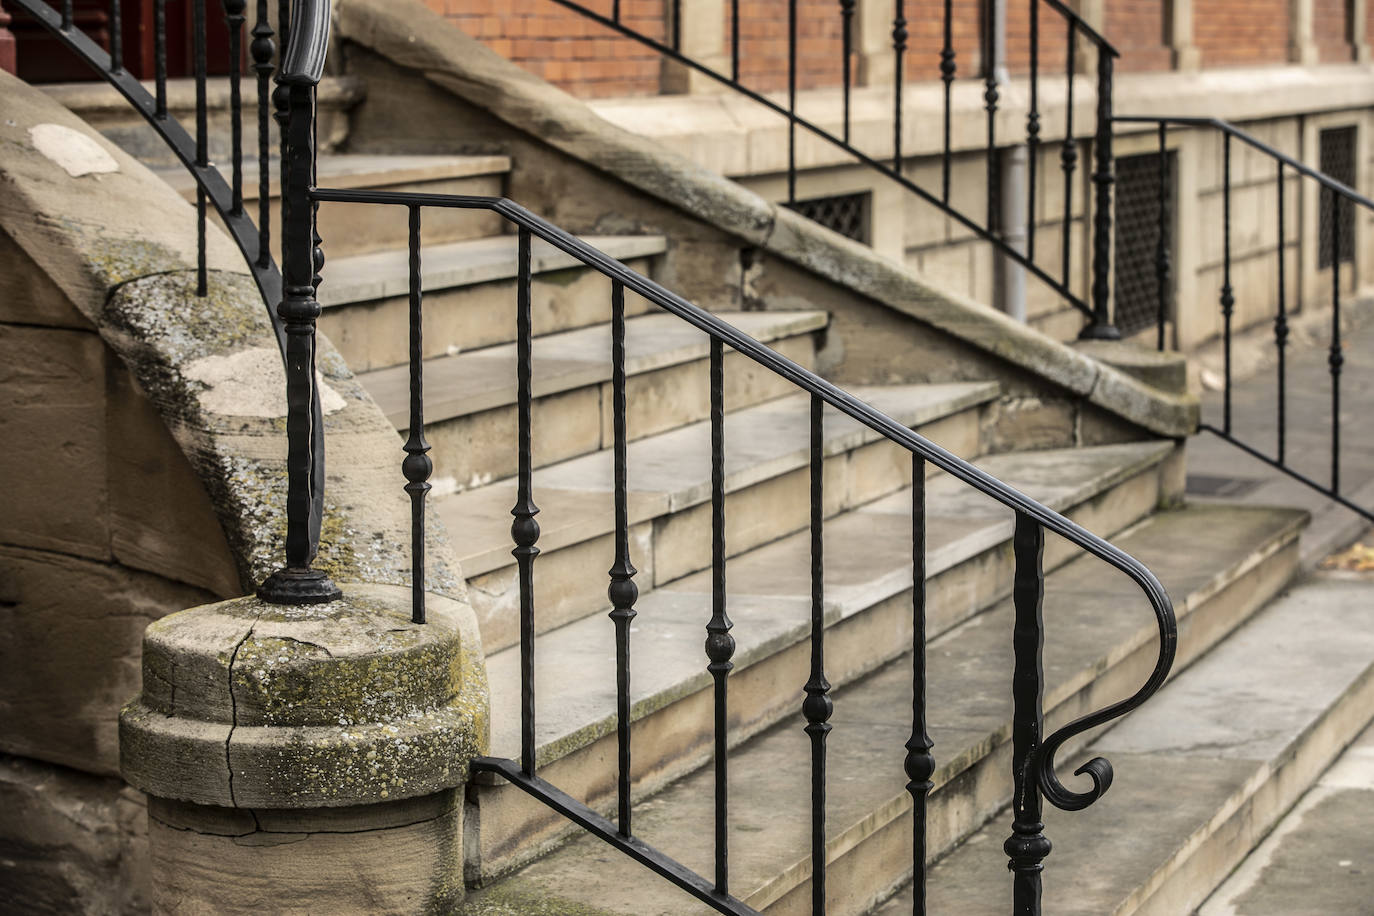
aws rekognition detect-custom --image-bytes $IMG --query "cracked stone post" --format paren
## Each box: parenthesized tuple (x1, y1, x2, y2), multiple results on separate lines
(119, 583, 488, 914)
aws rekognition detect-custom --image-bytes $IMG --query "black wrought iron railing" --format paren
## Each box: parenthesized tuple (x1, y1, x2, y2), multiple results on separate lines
(543, 0, 1124, 339)
(15, 1, 1181, 913)
(10, 0, 336, 597)
(1115, 115, 1374, 525)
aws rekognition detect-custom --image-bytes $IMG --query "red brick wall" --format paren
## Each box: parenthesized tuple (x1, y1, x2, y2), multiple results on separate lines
(433, 0, 667, 98)
(1314, 0, 1353, 62)
(1195, 0, 1290, 67)
(1105, 0, 1172, 71)
(732, 0, 846, 92)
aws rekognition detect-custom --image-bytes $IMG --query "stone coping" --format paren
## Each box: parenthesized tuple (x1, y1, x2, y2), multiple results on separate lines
(332, 0, 1197, 439)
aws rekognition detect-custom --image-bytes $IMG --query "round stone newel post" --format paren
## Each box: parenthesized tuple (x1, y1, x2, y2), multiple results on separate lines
(120, 584, 488, 914)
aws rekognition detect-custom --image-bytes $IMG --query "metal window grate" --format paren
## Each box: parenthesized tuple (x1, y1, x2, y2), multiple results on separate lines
(1112, 150, 1175, 338)
(1319, 126, 1356, 269)
(786, 191, 872, 245)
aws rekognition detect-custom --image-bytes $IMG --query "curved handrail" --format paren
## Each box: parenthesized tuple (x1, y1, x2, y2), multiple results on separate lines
(281, 0, 331, 85)
(1115, 115, 1374, 210)
(311, 184, 1179, 811)
(9, 0, 284, 343)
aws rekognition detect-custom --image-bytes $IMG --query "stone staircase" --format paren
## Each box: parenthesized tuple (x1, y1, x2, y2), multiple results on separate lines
(123, 107, 1366, 914)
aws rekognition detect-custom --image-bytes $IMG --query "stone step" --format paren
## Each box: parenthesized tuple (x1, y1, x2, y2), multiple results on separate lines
(465, 440, 1191, 886)
(318, 233, 668, 371)
(158, 153, 512, 259)
(914, 566, 1371, 916)
(359, 310, 828, 489)
(1197, 708, 1374, 916)
(442, 382, 999, 655)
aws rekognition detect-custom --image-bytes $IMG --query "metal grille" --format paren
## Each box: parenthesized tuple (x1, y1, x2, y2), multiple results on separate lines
(787, 191, 871, 245)
(1112, 150, 1175, 338)
(1319, 126, 1356, 269)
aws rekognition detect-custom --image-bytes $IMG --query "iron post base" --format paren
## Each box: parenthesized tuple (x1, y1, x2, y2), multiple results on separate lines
(257, 566, 343, 605)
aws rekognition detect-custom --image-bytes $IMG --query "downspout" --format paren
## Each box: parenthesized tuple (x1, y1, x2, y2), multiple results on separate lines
(994, 0, 1028, 323)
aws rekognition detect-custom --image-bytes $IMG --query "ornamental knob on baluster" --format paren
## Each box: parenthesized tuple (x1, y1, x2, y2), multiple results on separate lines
(1003, 822, 1052, 868)
(705, 629, 735, 667)
(511, 514, 540, 549)
(802, 686, 833, 726)
(904, 742, 935, 786)
(607, 574, 638, 611)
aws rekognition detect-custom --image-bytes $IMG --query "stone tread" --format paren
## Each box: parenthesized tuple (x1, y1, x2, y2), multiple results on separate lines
(439, 381, 1000, 579)
(460, 504, 1308, 915)
(359, 310, 828, 428)
(156, 152, 513, 198)
(910, 570, 1374, 916)
(483, 440, 1177, 771)
(317, 233, 668, 307)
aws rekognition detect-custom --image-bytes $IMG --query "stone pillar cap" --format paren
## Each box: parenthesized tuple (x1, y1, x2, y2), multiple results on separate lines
(120, 584, 488, 810)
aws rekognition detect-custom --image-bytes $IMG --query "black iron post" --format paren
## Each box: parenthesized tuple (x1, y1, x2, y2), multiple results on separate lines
(257, 73, 340, 604)
(1081, 48, 1119, 339)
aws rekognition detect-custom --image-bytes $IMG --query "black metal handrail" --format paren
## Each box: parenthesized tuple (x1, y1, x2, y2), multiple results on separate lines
(312, 184, 1178, 915)
(538, 0, 1123, 338)
(1115, 114, 1373, 524)
(11, 0, 337, 590)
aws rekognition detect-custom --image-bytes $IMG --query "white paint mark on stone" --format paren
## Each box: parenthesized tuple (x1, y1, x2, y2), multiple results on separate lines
(28, 123, 119, 178)
(184, 347, 347, 418)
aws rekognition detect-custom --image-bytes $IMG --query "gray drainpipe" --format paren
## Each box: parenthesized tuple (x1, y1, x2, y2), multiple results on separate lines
(993, 0, 1028, 323)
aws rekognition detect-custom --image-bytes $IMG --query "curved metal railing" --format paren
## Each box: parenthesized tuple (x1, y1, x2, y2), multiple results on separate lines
(9, 0, 1179, 911)
(10, 0, 333, 583)
(310, 186, 1177, 913)
(533, 0, 1125, 338)
(1114, 114, 1373, 524)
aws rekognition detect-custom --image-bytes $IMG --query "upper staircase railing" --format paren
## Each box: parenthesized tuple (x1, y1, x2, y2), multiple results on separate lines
(547, 0, 1125, 339)
(1114, 115, 1374, 524)
(11, 1, 1179, 913)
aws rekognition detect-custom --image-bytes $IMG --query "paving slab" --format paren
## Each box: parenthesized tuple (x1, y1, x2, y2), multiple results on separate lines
(1187, 321, 1374, 565)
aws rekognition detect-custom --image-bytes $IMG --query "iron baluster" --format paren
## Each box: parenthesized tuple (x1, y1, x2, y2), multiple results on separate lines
(1026, 0, 1039, 261)
(983, 0, 999, 233)
(804, 394, 833, 915)
(403, 206, 431, 625)
(108, 0, 121, 71)
(61, 0, 71, 30)
(840, 0, 854, 145)
(706, 337, 735, 897)
(1221, 132, 1234, 434)
(1155, 123, 1170, 350)
(513, 227, 541, 777)
(730, 0, 739, 82)
(787, 0, 797, 203)
(1329, 188, 1343, 495)
(937, 0, 951, 195)
(256, 29, 341, 605)
(1005, 512, 1051, 916)
(251, 0, 274, 268)
(193, 0, 208, 296)
(612, 0, 619, 22)
(906, 455, 934, 916)
(608, 279, 639, 838)
(154, 0, 167, 118)
(1275, 162, 1288, 463)
(225, 0, 246, 216)
(1060, 27, 1076, 288)
(1082, 46, 1118, 339)
(894, 0, 907, 175)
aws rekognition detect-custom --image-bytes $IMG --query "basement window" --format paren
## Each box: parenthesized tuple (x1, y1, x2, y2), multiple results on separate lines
(786, 191, 872, 246)
(1319, 126, 1356, 270)
(1112, 149, 1176, 338)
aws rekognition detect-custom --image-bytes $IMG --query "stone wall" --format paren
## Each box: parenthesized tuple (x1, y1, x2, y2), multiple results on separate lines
(0, 69, 485, 914)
